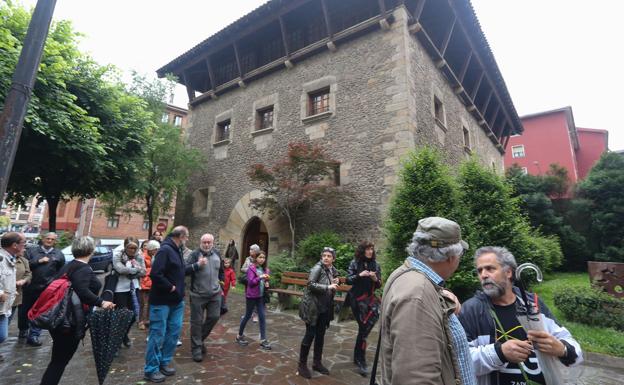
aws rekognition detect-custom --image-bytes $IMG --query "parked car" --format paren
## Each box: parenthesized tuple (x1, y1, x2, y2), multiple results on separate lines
(62, 245, 112, 272)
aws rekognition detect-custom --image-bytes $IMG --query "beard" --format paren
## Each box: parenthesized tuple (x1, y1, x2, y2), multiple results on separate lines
(481, 278, 506, 298)
(200, 245, 212, 253)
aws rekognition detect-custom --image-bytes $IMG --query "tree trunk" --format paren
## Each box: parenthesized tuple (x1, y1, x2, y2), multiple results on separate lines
(145, 192, 154, 240)
(47, 196, 59, 232)
(287, 213, 296, 258)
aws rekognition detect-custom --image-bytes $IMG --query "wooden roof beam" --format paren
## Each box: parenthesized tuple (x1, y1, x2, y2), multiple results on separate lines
(440, 16, 456, 57)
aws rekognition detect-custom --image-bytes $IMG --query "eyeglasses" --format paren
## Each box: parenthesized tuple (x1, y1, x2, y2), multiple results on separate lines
(322, 247, 335, 253)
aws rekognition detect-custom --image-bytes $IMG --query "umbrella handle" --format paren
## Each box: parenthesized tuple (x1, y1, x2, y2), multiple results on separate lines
(516, 263, 543, 283)
(101, 289, 114, 303)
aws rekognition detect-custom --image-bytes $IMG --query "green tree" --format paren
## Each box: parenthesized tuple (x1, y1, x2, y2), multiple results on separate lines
(248, 142, 340, 257)
(506, 164, 590, 270)
(100, 73, 202, 239)
(384, 148, 463, 277)
(459, 159, 563, 276)
(1, 3, 151, 230)
(577, 152, 624, 262)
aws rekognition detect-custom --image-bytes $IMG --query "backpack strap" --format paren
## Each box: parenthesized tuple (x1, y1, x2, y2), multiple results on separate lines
(369, 265, 419, 385)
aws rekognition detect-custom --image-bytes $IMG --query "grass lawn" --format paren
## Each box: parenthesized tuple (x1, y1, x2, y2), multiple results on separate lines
(533, 272, 624, 357)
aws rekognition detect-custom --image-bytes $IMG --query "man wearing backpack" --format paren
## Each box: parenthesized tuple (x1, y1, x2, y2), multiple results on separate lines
(144, 226, 206, 383)
(0, 232, 26, 361)
(22, 232, 65, 347)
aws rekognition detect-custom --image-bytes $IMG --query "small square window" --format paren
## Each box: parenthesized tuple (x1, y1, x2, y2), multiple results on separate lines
(257, 107, 274, 130)
(107, 215, 120, 228)
(511, 145, 525, 158)
(216, 119, 231, 142)
(462, 126, 471, 149)
(173, 115, 182, 127)
(142, 220, 150, 230)
(161, 113, 169, 124)
(434, 96, 445, 126)
(308, 88, 330, 116)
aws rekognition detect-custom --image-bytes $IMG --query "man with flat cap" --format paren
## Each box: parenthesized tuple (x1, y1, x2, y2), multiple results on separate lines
(379, 217, 476, 385)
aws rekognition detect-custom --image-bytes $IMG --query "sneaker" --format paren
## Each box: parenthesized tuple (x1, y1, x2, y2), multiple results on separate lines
(252, 314, 259, 323)
(176, 339, 182, 347)
(260, 339, 272, 351)
(26, 337, 42, 347)
(159, 365, 176, 376)
(235, 335, 249, 346)
(144, 371, 166, 383)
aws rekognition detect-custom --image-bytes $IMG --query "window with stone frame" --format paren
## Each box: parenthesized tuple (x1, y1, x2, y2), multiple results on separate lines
(463, 126, 471, 150)
(434, 96, 445, 127)
(256, 106, 274, 130)
(216, 119, 231, 142)
(308, 88, 330, 116)
(107, 215, 120, 228)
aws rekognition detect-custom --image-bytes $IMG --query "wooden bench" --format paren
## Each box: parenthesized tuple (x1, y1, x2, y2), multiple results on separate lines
(268, 271, 352, 312)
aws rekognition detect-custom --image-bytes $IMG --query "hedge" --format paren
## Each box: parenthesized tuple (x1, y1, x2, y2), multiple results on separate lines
(553, 286, 624, 331)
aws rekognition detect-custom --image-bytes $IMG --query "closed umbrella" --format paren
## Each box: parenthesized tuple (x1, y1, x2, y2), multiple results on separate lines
(89, 308, 134, 385)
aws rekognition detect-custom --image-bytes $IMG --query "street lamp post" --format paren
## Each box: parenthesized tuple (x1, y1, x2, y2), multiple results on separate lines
(0, 0, 57, 200)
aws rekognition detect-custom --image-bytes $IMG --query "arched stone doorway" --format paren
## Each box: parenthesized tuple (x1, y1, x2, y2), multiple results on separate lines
(242, 216, 269, 261)
(218, 190, 291, 271)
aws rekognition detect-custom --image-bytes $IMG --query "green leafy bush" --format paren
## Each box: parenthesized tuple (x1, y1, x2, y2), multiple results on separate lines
(554, 287, 624, 331)
(334, 243, 355, 275)
(267, 251, 301, 288)
(295, 231, 342, 266)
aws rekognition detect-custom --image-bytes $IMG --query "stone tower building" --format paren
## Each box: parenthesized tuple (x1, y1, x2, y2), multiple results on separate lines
(158, 0, 522, 262)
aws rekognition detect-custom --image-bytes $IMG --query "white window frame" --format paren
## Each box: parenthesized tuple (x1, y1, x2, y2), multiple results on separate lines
(511, 145, 526, 158)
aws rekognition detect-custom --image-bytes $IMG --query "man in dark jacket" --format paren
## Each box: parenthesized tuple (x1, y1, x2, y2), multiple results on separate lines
(22, 232, 65, 346)
(186, 233, 223, 362)
(143, 226, 206, 383)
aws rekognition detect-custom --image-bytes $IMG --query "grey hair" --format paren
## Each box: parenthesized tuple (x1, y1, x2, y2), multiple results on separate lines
(146, 240, 160, 251)
(407, 231, 464, 263)
(474, 246, 517, 275)
(43, 232, 57, 239)
(249, 244, 260, 252)
(72, 236, 96, 258)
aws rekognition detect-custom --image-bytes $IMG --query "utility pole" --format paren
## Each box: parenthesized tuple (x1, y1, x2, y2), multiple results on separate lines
(0, 0, 57, 200)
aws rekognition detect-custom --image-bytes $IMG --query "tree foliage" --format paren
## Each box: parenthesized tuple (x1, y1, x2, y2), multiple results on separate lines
(100, 73, 202, 239)
(576, 152, 624, 262)
(383, 149, 562, 299)
(506, 164, 590, 270)
(248, 142, 340, 257)
(1, 2, 151, 230)
(384, 148, 463, 277)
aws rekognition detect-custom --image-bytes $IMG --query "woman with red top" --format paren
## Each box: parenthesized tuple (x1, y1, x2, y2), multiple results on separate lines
(138, 240, 159, 330)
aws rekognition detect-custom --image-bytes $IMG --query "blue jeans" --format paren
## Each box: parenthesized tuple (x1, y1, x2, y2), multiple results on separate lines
(0, 314, 8, 343)
(238, 297, 266, 340)
(144, 301, 184, 374)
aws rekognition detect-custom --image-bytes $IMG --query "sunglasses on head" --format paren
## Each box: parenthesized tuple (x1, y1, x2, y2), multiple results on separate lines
(323, 247, 335, 253)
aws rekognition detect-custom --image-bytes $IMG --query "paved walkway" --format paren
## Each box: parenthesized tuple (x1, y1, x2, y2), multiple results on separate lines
(1, 292, 622, 385)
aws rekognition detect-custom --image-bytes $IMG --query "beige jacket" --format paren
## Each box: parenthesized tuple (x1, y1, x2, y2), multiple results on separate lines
(0, 248, 17, 315)
(380, 261, 461, 385)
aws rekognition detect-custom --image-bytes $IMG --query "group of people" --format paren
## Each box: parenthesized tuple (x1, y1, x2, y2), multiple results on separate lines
(0, 216, 585, 385)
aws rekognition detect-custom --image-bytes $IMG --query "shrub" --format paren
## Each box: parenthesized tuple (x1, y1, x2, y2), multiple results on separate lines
(295, 231, 342, 266)
(267, 251, 301, 288)
(334, 243, 356, 275)
(554, 286, 624, 331)
(384, 148, 462, 278)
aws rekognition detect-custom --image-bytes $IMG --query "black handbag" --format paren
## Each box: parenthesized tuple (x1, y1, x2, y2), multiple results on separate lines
(238, 272, 248, 286)
(102, 271, 118, 301)
(263, 290, 271, 304)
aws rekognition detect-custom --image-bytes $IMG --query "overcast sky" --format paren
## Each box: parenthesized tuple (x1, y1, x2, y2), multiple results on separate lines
(18, 0, 624, 150)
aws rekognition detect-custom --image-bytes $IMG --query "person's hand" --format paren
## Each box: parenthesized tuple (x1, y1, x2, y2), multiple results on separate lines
(527, 330, 566, 357)
(501, 339, 533, 363)
(39, 256, 50, 263)
(441, 289, 461, 315)
(263, 274, 270, 280)
(0, 292, 7, 303)
(359, 270, 370, 277)
(369, 272, 378, 282)
(332, 277, 340, 285)
(328, 283, 338, 291)
(170, 285, 176, 293)
(101, 301, 115, 309)
(198, 257, 208, 266)
(16, 279, 26, 287)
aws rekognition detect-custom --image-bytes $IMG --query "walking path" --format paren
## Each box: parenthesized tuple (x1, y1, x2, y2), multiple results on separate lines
(1, 292, 622, 384)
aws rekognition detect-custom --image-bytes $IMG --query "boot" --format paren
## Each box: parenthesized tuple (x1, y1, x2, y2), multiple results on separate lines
(355, 346, 368, 377)
(312, 338, 330, 375)
(297, 343, 312, 379)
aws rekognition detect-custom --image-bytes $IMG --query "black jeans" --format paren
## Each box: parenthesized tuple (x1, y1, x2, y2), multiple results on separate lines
(40, 328, 81, 385)
(301, 312, 330, 360)
(113, 291, 137, 336)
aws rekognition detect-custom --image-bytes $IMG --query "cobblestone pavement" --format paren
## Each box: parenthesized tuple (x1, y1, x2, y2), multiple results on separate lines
(1, 292, 622, 385)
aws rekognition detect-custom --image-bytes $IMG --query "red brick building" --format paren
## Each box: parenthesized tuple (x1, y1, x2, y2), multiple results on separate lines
(504, 107, 608, 183)
(41, 104, 186, 240)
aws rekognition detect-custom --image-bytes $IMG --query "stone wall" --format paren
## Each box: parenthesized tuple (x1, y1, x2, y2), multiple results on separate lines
(176, 6, 504, 254)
